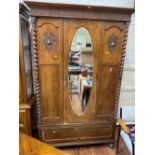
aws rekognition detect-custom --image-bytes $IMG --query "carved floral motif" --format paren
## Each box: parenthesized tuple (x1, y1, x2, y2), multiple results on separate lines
(107, 34, 118, 54)
(43, 31, 56, 51)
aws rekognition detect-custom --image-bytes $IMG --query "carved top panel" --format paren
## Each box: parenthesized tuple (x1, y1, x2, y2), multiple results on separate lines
(24, 1, 134, 21)
(25, 1, 134, 14)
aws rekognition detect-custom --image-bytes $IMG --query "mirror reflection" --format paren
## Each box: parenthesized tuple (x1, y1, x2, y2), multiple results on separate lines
(68, 27, 93, 115)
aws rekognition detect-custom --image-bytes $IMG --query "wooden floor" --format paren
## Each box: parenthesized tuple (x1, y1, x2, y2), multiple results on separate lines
(61, 138, 130, 155)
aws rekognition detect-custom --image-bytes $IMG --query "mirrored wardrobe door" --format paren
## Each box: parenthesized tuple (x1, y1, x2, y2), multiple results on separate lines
(68, 27, 93, 116)
(63, 20, 101, 122)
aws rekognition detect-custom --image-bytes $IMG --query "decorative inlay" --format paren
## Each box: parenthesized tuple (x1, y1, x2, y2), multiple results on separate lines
(43, 31, 56, 51)
(107, 34, 118, 54)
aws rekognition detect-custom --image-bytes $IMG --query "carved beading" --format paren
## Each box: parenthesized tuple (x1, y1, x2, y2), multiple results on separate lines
(114, 22, 130, 120)
(32, 17, 42, 126)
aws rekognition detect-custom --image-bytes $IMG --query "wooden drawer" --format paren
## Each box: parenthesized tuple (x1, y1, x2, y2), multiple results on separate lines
(42, 124, 113, 144)
(19, 108, 31, 135)
(19, 109, 26, 129)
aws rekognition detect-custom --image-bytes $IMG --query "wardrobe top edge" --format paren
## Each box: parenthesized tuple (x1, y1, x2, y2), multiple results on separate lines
(24, 1, 135, 14)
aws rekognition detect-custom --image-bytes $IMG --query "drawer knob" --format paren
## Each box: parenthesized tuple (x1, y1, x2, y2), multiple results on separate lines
(105, 51, 108, 55)
(19, 118, 23, 124)
(19, 124, 24, 128)
(54, 55, 58, 58)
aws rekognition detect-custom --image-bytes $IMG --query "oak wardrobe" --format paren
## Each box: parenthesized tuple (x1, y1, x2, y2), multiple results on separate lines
(24, 1, 134, 147)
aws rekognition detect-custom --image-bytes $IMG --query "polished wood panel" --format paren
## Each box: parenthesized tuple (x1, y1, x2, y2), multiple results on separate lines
(42, 124, 113, 144)
(19, 132, 69, 155)
(96, 66, 119, 117)
(40, 65, 62, 124)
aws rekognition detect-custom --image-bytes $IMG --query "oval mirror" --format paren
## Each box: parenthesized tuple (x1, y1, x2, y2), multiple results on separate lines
(68, 27, 93, 116)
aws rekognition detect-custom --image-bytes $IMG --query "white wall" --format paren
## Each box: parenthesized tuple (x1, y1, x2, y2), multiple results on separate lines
(25, 0, 135, 8)
(118, 13, 135, 116)
(71, 27, 92, 51)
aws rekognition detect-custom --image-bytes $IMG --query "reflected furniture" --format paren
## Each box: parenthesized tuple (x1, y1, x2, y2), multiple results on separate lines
(79, 47, 93, 65)
(24, 0, 134, 147)
(69, 51, 79, 66)
(79, 74, 89, 100)
(68, 66, 81, 80)
(116, 106, 135, 155)
(19, 3, 35, 135)
(19, 132, 69, 155)
(81, 79, 92, 111)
